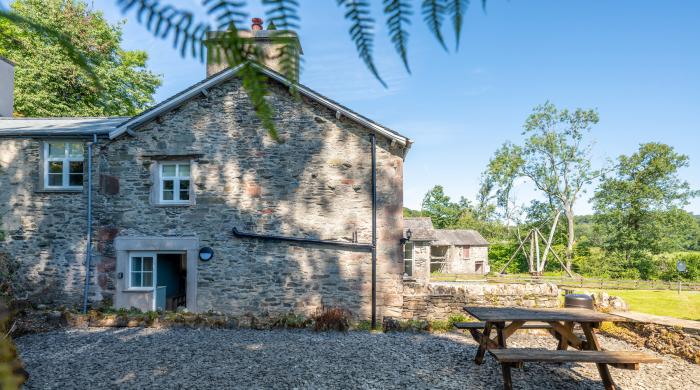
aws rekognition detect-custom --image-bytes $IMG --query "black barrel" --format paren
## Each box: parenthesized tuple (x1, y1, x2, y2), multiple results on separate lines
(564, 294, 594, 310)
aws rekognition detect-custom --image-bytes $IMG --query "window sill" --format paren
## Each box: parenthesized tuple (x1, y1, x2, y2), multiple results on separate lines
(124, 288, 154, 292)
(154, 203, 194, 208)
(35, 188, 83, 194)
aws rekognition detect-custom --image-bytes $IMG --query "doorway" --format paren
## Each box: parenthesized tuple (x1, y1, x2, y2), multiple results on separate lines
(155, 253, 187, 311)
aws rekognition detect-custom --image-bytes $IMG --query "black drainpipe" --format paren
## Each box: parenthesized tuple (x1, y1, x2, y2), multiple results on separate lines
(82, 133, 96, 313)
(370, 134, 377, 329)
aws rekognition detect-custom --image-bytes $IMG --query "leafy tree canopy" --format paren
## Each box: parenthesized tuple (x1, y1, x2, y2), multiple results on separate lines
(0, 0, 161, 116)
(481, 102, 601, 268)
(592, 142, 700, 258)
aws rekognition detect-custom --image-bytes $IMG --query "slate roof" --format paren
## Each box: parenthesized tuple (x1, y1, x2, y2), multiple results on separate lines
(0, 117, 128, 137)
(433, 229, 489, 246)
(404, 217, 489, 246)
(404, 217, 437, 241)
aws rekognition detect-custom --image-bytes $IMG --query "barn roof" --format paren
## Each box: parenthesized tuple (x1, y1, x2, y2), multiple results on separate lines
(404, 217, 436, 241)
(433, 229, 489, 246)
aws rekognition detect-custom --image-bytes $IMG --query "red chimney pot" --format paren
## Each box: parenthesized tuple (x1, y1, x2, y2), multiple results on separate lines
(252, 18, 263, 31)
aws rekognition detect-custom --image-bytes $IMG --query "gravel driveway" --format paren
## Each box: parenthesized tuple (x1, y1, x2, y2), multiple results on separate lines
(15, 328, 700, 389)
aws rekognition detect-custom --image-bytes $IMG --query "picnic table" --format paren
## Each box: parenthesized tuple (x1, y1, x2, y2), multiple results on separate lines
(459, 306, 662, 390)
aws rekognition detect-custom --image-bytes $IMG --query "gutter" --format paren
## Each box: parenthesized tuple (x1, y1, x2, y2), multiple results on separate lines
(81, 134, 96, 313)
(232, 227, 372, 250)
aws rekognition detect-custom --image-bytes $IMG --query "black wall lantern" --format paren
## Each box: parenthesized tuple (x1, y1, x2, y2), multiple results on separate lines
(199, 247, 214, 262)
(401, 229, 412, 244)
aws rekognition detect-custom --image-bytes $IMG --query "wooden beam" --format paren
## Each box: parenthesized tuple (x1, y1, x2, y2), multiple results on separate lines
(548, 321, 583, 350)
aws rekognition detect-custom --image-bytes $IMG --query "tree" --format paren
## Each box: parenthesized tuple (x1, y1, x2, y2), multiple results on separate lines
(592, 143, 699, 260)
(481, 102, 601, 270)
(420, 185, 466, 228)
(0, 0, 161, 116)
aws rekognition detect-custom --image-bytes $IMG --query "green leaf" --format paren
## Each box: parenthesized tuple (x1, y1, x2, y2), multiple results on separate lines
(446, 0, 470, 50)
(383, 0, 412, 73)
(421, 0, 448, 51)
(0, 8, 100, 89)
(337, 0, 387, 87)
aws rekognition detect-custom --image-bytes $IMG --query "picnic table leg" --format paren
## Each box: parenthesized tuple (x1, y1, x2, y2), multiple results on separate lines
(501, 363, 513, 390)
(475, 321, 493, 365)
(581, 322, 616, 390)
(496, 322, 507, 348)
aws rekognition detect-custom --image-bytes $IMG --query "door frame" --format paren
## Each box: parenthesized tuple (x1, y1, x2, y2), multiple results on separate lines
(115, 236, 199, 313)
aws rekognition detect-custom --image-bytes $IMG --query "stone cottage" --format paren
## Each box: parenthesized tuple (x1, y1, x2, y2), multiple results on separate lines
(403, 217, 489, 284)
(0, 23, 413, 322)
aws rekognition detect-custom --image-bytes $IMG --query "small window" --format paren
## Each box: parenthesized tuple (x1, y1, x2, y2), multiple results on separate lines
(463, 246, 470, 259)
(403, 242, 414, 277)
(44, 142, 84, 189)
(159, 163, 191, 204)
(129, 254, 154, 289)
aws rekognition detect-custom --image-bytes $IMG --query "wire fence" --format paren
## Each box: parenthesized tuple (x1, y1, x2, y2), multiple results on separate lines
(432, 273, 700, 291)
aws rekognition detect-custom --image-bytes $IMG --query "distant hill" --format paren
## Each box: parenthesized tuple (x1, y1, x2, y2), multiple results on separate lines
(696, 214, 700, 223)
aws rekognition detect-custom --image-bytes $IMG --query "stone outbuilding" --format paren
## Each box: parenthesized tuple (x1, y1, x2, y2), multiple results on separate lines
(403, 218, 489, 283)
(0, 21, 412, 322)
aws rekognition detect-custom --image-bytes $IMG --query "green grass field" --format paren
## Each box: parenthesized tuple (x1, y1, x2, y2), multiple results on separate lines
(584, 289, 700, 321)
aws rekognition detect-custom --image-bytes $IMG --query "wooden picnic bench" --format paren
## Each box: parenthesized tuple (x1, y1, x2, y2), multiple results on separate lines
(460, 306, 662, 390)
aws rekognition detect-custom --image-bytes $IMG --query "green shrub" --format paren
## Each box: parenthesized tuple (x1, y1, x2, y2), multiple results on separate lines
(272, 312, 310, 329)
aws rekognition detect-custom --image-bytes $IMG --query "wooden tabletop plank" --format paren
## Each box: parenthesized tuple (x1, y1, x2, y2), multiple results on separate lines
(490, 349, 662, 364)
(463, 306, 630, 323)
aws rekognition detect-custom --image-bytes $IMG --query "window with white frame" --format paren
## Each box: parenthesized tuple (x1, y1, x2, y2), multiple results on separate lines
(44, 142, 84, 189)
(159, 162, 191, 204)
(129, 254, 154, 289)
(403, 242, 414, 277)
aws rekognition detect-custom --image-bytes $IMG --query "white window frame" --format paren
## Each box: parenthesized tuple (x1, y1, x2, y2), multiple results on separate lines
(158, 162, 191, 204)
(43, 141, 84, 189)
(403, 242, 414, 277)
(127, 252, 156, 291)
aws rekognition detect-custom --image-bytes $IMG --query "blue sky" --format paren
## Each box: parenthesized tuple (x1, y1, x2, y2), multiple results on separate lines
(6, 1, 699, 214)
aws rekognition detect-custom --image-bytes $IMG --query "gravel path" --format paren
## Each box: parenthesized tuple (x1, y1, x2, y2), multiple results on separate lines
(15, 328, 700, 389)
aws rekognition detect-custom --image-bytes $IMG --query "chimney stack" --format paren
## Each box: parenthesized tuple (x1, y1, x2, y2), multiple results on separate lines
(0, 56, 14, 117)
(206, 17, 302, 79)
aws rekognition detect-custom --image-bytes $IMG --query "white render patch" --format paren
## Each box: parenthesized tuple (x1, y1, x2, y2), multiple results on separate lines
(0, 56, 14, 117)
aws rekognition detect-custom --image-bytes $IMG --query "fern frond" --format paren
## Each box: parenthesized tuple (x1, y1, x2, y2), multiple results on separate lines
(446, 0, 469, 50)
(203, 0, 248, 30)
(337, 0, 386, 87)
(421, 0, 447, 51)
(262, 0, 300, 30)
(262, 0, 301, 85)
(117, 0, 210, 60)
(118, 1, 281, 142)
(383, 0, 412, 73)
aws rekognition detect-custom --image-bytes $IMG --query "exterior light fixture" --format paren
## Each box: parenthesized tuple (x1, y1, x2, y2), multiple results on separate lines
(199, 247, 214, 262)
(401, 229, 412, 244)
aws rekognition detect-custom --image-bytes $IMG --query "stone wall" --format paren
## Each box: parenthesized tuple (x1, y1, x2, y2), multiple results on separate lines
(0, 139, 89, 305)
(0, 76, 408, 320)
(93, 77, 407, 319)
(401, 282, 560, 321)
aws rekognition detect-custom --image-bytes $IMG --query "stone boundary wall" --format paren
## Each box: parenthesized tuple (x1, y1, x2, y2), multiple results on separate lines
(401, 282, 560, 321)
(601, 322, 700, 364)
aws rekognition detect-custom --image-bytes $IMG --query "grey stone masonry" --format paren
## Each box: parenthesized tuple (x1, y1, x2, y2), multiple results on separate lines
(93, 77, 406, 319)
(401, 282, 560, 321)
(0, 76, 407, 320)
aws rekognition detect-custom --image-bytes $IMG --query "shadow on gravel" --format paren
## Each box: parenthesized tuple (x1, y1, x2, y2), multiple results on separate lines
(16, 328, 609, 389)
